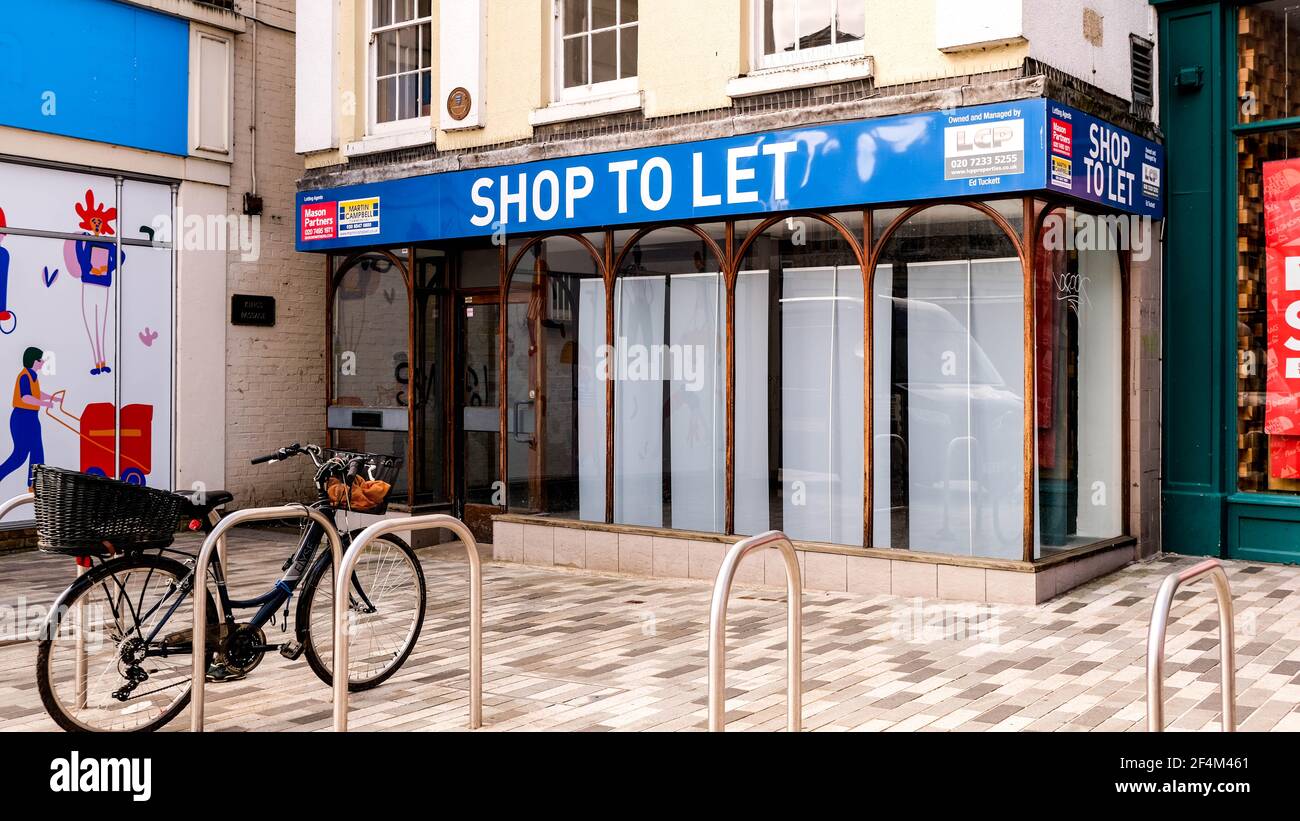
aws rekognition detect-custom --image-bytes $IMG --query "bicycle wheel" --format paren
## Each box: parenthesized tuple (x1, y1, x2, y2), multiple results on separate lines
(299, 534, 425, 692)
(36, 554, 218, 733)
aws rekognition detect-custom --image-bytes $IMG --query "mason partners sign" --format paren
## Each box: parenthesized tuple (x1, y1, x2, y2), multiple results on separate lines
(297, 99, 1164, 253)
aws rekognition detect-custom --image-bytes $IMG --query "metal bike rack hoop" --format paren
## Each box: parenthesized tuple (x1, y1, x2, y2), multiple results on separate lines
(191, 505, 343, 732)
(708, 531, 802, 732)
(0, 491, 34, 521)
(333, 514, 483, 731)
(7, 491, 93, 707)
(1146, 558, 1236, 732)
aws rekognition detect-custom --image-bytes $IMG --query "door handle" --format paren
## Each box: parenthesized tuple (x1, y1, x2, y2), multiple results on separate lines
(512, 401, 536, 445)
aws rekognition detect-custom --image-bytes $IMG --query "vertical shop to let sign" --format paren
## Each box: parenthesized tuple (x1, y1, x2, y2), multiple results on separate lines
(1264, 159, 1300, 478)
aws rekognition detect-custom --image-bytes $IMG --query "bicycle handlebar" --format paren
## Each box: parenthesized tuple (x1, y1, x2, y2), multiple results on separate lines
(250, 442, 306, 466)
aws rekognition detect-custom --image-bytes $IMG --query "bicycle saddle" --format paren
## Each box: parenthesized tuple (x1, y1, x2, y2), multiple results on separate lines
(174, 488, 234, 517)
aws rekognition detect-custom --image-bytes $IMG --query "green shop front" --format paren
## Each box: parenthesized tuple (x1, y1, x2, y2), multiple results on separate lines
(1157, 0, 1300, 563)
(297, 95, 1165, 603)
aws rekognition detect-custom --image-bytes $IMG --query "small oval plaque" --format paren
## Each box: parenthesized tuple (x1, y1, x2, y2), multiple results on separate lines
(447, 87, 473, 122)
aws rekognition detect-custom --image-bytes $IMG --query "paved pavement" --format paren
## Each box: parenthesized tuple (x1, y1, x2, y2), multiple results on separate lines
(1, 529, 1298, 732)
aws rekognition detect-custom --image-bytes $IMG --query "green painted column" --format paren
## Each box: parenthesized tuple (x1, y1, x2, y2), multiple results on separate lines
(1158, 2, 1226, 556)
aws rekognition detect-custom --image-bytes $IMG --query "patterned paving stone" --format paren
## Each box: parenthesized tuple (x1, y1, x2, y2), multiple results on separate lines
(1, 530, 1299, 731)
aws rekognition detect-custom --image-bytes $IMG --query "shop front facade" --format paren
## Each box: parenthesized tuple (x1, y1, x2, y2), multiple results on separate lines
(1156, 0, 1300, 564)
(296, 1, 1165, 603)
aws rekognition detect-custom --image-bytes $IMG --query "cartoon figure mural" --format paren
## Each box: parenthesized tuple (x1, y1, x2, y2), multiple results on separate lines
(63, 191, 121, 375)
(0, 208, 15, 335)
(0, 347, 55, 489)
(0, 165, 175, 515)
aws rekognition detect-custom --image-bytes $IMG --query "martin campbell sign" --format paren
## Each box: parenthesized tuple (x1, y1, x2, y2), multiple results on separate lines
(297, 98, 1163, 252)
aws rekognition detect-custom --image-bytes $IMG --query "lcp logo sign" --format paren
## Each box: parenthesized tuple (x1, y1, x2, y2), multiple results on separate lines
(943, 118, 1026, 181)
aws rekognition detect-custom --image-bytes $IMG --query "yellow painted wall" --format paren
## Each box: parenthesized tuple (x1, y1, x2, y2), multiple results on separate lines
(304, 0, 1030, 170)
(864, 0, 1027, 86)
(638, 0, 743, 117)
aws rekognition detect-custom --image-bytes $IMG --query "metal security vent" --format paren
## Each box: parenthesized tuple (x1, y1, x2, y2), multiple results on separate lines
(1131, 35, 1156, 108)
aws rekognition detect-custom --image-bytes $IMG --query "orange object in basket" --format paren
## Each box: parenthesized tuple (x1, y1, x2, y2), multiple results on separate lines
(326, 477, 391, 511)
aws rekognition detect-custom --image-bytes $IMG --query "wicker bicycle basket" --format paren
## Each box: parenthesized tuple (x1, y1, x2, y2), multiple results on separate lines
(33, 465, 185, 557)
(321, 450, 402, 515)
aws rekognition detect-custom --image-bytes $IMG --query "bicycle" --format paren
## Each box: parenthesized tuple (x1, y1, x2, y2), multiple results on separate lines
(34, 443, 427, 733)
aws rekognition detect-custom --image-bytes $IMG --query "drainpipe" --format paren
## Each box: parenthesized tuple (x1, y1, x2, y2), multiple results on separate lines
(250, 0, 258, 200)
(170, 183, 179, 491)
(114, 176, 123, 481)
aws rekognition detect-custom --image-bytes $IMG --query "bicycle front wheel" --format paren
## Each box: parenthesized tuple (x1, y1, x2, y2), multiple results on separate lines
(300, 535, 426, 692)
(36, 554, 217, 733)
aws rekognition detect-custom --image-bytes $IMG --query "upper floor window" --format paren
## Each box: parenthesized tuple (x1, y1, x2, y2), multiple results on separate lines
(370, 0, 433, 131)
(756, 0, 865, 70)
(557, 0, 639, 99)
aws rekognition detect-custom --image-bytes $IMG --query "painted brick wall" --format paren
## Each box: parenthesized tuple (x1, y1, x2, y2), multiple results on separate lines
(226, 0, 328, 507)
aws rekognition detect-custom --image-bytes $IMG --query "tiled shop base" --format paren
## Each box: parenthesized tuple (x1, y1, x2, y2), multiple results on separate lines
(493, 518, 1138, 606)
(1, 531, 1298, 732)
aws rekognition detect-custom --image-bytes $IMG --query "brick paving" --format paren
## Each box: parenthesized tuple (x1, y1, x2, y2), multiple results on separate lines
(1, 530, 1299, 732)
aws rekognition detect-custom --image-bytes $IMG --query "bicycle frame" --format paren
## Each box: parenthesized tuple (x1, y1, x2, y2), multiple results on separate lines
(207, 502, 337, 633)
(105, 497, 340, 662)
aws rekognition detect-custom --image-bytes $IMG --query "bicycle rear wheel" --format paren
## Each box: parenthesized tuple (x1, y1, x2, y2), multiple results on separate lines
(36, 554, 218, 733)
(299, 534, 426, 692)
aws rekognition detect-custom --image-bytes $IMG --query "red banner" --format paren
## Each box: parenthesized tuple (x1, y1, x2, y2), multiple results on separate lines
(1264, 159, 1300, 477)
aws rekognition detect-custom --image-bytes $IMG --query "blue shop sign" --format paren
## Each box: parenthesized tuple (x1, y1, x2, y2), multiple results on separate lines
(297, 98, 1163, 252)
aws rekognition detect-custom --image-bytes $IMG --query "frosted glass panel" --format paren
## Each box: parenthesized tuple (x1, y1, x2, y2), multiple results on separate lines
(1074, 250, 1123, 539)
(734, 270, 770, 536)
(667, 273, 725, 533)
(613, 276, 665, 527)
(578, 278, 607, 522)
(781, 267, 864, 544)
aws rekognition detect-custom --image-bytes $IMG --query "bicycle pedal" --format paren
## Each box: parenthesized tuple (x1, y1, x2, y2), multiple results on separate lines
(279, 640, 305, 661)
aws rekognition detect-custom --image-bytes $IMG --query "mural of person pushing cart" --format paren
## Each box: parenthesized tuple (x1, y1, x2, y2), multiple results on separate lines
(0, 347, 56, 489)
(0, 343, 156, 489)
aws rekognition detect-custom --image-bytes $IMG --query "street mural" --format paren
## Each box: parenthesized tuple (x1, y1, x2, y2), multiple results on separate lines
(0, 161, 173, 520)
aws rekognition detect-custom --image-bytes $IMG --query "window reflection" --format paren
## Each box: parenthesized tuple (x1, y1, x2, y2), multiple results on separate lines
(505, 236, 606, 521)
(1035, 211, 1124, 555)
(872, 206, 1025, 558)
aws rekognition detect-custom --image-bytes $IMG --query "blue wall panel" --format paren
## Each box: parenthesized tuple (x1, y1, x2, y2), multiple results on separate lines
(0, 0, 189, 156)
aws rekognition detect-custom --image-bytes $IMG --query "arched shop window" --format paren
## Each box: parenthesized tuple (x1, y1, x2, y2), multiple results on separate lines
(504, 234, 606, 521)
(1034, 208, 1124, 556)
(734, 213, 866, 546)
(872, 204, 1025, 558)
(331, 251, 411, 497)
(613, 225, 727, 532)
